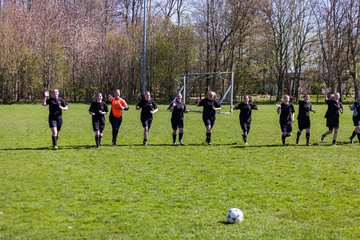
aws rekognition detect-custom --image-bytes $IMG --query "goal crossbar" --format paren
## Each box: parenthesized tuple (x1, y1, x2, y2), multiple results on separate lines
(179, 71, 234, 113)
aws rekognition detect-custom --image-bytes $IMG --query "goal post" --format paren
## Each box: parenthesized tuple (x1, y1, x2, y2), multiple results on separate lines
(179, 71, 234, 114)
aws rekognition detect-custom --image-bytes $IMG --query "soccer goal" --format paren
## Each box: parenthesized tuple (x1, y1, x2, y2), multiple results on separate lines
(176, 71, 235, 114)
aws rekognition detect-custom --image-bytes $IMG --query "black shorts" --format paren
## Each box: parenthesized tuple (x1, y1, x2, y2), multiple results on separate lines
(141, 117, 153, 129)
(92, 118, 105, 132)
(171, 118, 184, 130)
(298, 118, 310, 130)
(280, 122, 292, 133)
(326, 117, 339, 130)
(203, 116, 215, 128)
(48, 116, 63, 131)
(353, 116, 360, 126)
(240, 120, 251, 133)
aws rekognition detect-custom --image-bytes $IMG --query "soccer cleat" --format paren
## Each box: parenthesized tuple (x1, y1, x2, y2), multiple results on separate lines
(207, 142, 212, 145)
(321, 134, 325, 142)
(112, 142, 117, 146)
(306, 143, 312, 146)
(332, 143, 337, 146)
(172, 141, 177, 146)
(179, 140, 184, 145)
(296, 139, 299, 145)
(53, 145, 58, 150)
(143, 140, 148, 146)
(244, 142, 248, 146)
(350, 137, 354, 144)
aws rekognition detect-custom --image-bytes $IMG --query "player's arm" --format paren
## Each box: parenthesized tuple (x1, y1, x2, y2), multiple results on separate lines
(121, 100, 129, 110)
(276, 103, 281, 114)
(60, 100, 68, 110)
(184, 105, 190, 113)
(43, 91, 49, 106)
(89, 104, 95, 116)
(339, 103, 344, 113)
(168, 101, 176, 112)
(151, 102, 158, 114)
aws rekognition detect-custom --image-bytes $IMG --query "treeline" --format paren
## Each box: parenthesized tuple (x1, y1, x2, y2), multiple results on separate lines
(0, 0, 359, 103)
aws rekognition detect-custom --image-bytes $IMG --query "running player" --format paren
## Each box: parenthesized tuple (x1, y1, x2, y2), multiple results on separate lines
(168, 93, 189, 145)
(89, 93, 109, 148)
(197, 91, 221, 145)
(234, 95, 258, 145)
(349, 97, 360, 144)
(321, 92, 343, 146)
(277, 95, 295, 146)
(296, 94, 316, 146)
(43, 89, 68, 149)
(107, 89, 129, 146)
(136, 91, 158, 145)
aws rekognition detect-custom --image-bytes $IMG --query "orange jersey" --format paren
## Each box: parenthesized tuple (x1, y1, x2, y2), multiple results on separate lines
(110, 97, 127, 118)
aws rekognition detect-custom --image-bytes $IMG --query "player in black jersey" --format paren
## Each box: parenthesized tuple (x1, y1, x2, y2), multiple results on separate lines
(234, 95, 258, 145)
(136, 91, 158, 145)
(43, 89, 68, 149)
(277, 95, 295, 146)
(321, 92, 343, 146)
(349, 97, 360, 144)
(197, 91, 221, 145)
(168, 93, 189, 145)
(89, 93, 109, 148)
(296, 94, 316, 146)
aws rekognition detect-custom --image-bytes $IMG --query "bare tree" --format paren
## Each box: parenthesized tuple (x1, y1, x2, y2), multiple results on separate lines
(312, 0, 348, 94)
(290, 0, 315, 100)
(344, 0, 360, 99)
(261, 0, 294, 100)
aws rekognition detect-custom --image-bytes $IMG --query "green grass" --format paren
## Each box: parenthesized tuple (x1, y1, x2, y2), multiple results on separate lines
(0, 103, 359, 239)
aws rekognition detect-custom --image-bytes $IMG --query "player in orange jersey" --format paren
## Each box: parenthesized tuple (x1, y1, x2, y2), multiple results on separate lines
(107, 89, 129, 146)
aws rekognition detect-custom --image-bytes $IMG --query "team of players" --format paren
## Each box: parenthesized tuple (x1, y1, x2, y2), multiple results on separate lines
(43, 89, 360, 149)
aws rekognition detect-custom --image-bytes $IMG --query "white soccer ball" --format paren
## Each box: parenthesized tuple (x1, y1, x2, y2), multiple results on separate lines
(226, 208, 244, 223)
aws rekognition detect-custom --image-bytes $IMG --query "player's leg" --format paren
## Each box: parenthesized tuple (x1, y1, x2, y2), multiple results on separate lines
(109, 115, 119, 145)
(321, 119, 333, 142)
(171, 119, 177, 145)
(332, 128, 338, 146)
(296, 123, 303, 145)
(51, 126, 58, 149)
(305, 128, 311, 145)
(178, 119, 184, 145)
(350, 117, 358, 143)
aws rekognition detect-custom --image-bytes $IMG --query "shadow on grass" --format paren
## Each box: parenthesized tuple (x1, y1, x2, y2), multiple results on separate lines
(0, 145, 94, 151)
(0, 141, 355, 151)
(218, 220, 235, 225)
(231, 141, 354, 148)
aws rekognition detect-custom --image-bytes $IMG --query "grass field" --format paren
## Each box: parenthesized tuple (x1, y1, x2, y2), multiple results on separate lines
(0, 103, 359, 239)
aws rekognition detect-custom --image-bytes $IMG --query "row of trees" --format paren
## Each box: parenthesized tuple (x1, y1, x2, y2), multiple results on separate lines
(0, 0, 359, 103)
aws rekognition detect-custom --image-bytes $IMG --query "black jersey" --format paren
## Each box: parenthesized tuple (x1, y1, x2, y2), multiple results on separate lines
(137, 99, 158, 119)
(46, 98, 67, 118)
(236, 103, 257, 122)
(198, 98, 221, 118)
(351, 100, 360, 117)
(279, 103, 295, 124)
(325, 99, 343, 119)
(168, 101, 186, 120)
(297, 100, 312, 120)
(89, 101, 109, 119)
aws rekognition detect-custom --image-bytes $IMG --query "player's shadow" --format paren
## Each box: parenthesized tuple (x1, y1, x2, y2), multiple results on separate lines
(231, 141, 353, 148)
(0, 145, 95, 151)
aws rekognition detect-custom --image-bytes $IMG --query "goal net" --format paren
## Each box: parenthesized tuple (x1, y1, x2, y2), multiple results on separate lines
(175, 71, 234, 114)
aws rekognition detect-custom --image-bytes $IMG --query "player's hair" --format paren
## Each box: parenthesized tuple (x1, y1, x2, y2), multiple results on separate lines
(208, 91, 216, 98)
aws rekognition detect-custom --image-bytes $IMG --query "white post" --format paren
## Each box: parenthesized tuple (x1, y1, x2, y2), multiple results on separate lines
(230, 70, 234, 113)
(183, 75, 186, 104)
